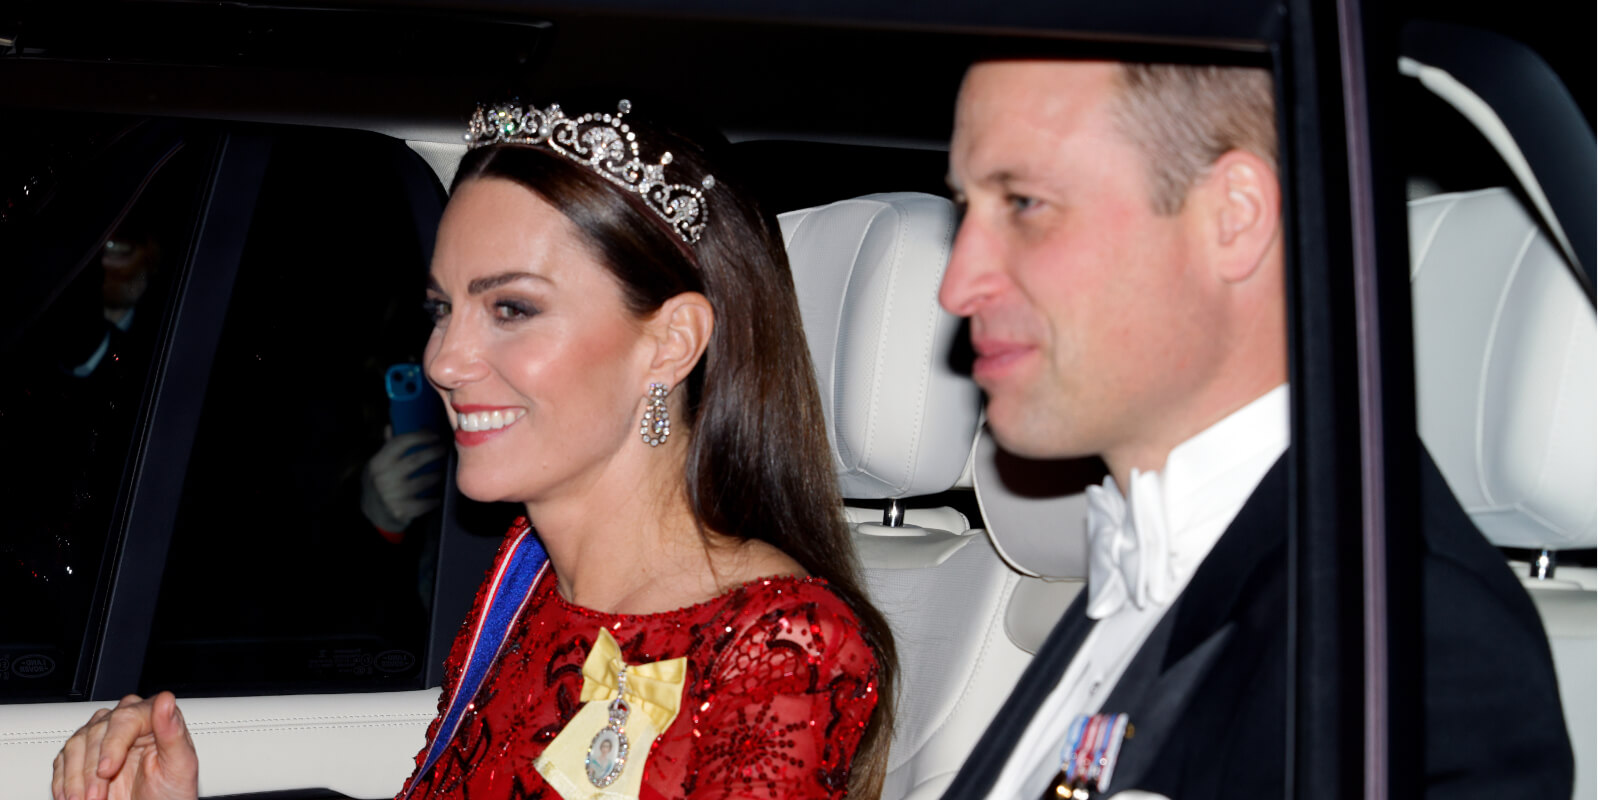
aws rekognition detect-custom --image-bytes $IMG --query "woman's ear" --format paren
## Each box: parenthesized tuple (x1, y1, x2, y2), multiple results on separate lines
(1198, 149, 1282, 284)
(645, 291, 714, 387)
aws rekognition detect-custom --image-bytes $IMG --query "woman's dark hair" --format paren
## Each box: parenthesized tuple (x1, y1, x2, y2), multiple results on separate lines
(453, 117, 897, 798)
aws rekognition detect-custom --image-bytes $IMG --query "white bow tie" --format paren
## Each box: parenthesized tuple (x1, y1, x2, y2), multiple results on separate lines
(1084, 469, 1176, 620)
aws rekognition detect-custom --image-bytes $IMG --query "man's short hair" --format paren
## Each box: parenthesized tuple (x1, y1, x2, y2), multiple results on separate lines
(1111, 63, 1276, 215)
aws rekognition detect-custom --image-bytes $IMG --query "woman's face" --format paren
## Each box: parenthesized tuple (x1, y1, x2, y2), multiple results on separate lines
(424, 176, 656, 504)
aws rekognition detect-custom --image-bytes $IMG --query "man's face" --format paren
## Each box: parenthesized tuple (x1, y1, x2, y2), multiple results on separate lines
(941, 61, 1226, 468)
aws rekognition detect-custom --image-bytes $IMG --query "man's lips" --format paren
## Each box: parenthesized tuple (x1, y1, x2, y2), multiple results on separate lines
(970, 340, 1035, 382)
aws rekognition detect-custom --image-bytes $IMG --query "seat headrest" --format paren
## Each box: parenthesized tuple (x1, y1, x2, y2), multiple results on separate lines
(1410, 187, 1596, 550)
(780, 193, 981, 499)
(970, 424, 1096, 579)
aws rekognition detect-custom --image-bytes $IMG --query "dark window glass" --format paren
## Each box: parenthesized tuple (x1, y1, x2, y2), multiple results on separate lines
(141, 129, 443, 695)
(0, 116, 208, 699)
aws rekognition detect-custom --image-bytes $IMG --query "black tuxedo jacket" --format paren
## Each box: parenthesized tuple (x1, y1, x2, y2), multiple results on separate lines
(944, 452, 1572, 799)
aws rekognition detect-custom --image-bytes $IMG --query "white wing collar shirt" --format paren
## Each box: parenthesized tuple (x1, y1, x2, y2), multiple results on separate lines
(983, 384, 1289, 800)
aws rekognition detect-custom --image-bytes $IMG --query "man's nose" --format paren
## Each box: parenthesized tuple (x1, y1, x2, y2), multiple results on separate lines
(939, 216, 1004, 317)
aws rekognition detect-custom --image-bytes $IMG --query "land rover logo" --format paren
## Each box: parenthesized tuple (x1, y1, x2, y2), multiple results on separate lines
(376, 650, 416, 673)
(13, 654, 55, 679)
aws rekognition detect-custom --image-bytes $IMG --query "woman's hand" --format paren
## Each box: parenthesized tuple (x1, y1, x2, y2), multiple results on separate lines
(51, 692, 198, 800)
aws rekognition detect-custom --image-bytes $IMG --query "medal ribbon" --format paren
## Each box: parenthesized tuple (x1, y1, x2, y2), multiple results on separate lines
(1060, 712, 1132, 793)
(407, 528, 549, 795)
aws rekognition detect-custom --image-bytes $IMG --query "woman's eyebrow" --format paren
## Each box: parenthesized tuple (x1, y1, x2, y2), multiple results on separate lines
(466, 271, 552, 295)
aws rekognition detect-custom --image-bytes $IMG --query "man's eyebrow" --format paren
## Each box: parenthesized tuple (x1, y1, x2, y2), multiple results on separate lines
(950, 169, 1023, 195)
(981, 169, 1021, 188)
(466, 271, 551, 295)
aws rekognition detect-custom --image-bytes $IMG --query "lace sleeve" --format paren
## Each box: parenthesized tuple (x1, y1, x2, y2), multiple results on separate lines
(683, 589, 880, 800)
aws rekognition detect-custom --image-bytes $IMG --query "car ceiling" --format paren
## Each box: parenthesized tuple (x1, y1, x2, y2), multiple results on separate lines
(0, 0, 1280, 148)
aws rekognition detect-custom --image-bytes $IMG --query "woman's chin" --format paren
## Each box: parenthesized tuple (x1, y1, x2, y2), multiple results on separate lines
(453, 477, 520, 506)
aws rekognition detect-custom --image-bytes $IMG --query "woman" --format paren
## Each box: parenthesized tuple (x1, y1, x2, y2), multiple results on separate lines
(51, 100, 897, 800)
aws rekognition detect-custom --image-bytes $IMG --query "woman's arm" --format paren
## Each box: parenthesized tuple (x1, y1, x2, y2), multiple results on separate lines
(681, 592, 880, 800)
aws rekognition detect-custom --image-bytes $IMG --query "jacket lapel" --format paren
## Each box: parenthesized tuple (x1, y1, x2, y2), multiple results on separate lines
(1101, 456, 1290, 793)
(1099, 617, 1238, 793)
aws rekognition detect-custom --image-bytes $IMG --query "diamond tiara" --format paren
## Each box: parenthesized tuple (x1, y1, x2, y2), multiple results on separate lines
(465, 100, 716, 244)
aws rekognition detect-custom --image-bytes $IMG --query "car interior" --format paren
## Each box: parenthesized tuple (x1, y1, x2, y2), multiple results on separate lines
(0, 3, 1591, 799)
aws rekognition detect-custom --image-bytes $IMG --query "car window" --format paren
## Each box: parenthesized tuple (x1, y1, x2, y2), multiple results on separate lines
(139, 128, 445, 696)
(0, 117, 209, 699)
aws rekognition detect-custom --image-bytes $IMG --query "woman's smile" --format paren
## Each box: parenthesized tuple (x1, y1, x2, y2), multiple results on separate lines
(450, 404, 528, 446)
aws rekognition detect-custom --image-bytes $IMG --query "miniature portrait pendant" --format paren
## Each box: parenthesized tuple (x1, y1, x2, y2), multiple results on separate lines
(585, 674, 632, 788)
(533, 629, 686, 800)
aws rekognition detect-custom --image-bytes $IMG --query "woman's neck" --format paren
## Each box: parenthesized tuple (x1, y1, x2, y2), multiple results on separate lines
(523, 458, 724, 615)
(520, 438, 804, 614)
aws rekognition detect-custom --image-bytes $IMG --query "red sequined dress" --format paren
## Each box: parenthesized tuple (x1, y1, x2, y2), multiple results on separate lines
(398, 520, 880, 800)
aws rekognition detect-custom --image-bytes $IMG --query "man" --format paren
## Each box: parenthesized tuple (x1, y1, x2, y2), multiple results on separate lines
(937, 60, 1570, 799)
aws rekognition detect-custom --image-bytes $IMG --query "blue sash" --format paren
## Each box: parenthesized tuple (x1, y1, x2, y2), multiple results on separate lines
(406, 528, 549, 794)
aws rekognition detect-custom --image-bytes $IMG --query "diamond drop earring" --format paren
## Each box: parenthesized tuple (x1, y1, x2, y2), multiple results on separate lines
(640, 383, 670, 447)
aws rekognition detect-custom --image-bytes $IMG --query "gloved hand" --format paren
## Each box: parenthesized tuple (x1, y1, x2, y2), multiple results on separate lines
(360, 430, 447, 537)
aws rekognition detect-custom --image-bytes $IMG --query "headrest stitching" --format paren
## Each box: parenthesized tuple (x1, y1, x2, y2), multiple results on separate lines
(789, 208, 845, 469)
(865, 202, 906, 492)
(1527, 279, 1588, 516)
(834, 201, 880, 476)
(902, 203, 960, 495)
(1410, 194, 1457, 281)
(1473, 223, 1541, 507)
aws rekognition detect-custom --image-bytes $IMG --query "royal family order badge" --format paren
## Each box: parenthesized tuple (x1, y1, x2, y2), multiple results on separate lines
(584, 680, 633, 787)
(535, 629, 686, 800)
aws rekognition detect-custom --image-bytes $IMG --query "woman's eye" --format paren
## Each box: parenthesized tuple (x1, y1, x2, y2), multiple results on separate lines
(494, 300, 537, 321)
(422, 298, 451, 323)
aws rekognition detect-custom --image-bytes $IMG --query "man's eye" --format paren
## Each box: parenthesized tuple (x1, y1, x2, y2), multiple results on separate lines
(1008, 194, 1040, 213)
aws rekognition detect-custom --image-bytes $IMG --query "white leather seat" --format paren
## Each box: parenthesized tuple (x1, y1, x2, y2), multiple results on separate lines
(1408, 186, 1596, 800)
(781, 193, 1035, 800)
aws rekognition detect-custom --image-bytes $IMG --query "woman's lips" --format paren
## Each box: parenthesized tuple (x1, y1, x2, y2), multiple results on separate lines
(450, 405, 526, 446)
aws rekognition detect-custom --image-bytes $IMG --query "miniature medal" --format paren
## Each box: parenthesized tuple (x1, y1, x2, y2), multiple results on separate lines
(1040, 713, 1132, 799)
(585, 668, 633, 787)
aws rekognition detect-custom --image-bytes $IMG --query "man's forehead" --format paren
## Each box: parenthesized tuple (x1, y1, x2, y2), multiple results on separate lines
(951, 60, 1122, 184)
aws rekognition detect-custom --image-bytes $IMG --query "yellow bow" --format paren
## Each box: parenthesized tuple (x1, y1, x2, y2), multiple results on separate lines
(579, 629, 687, 733)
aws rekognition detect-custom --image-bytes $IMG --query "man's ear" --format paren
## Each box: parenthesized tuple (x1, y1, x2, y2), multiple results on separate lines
(1198, 150, 1281, 284)
(645, 291, 714, 387)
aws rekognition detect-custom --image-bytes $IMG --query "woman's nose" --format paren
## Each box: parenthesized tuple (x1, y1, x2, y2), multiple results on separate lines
(424, 324, 489, 391)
